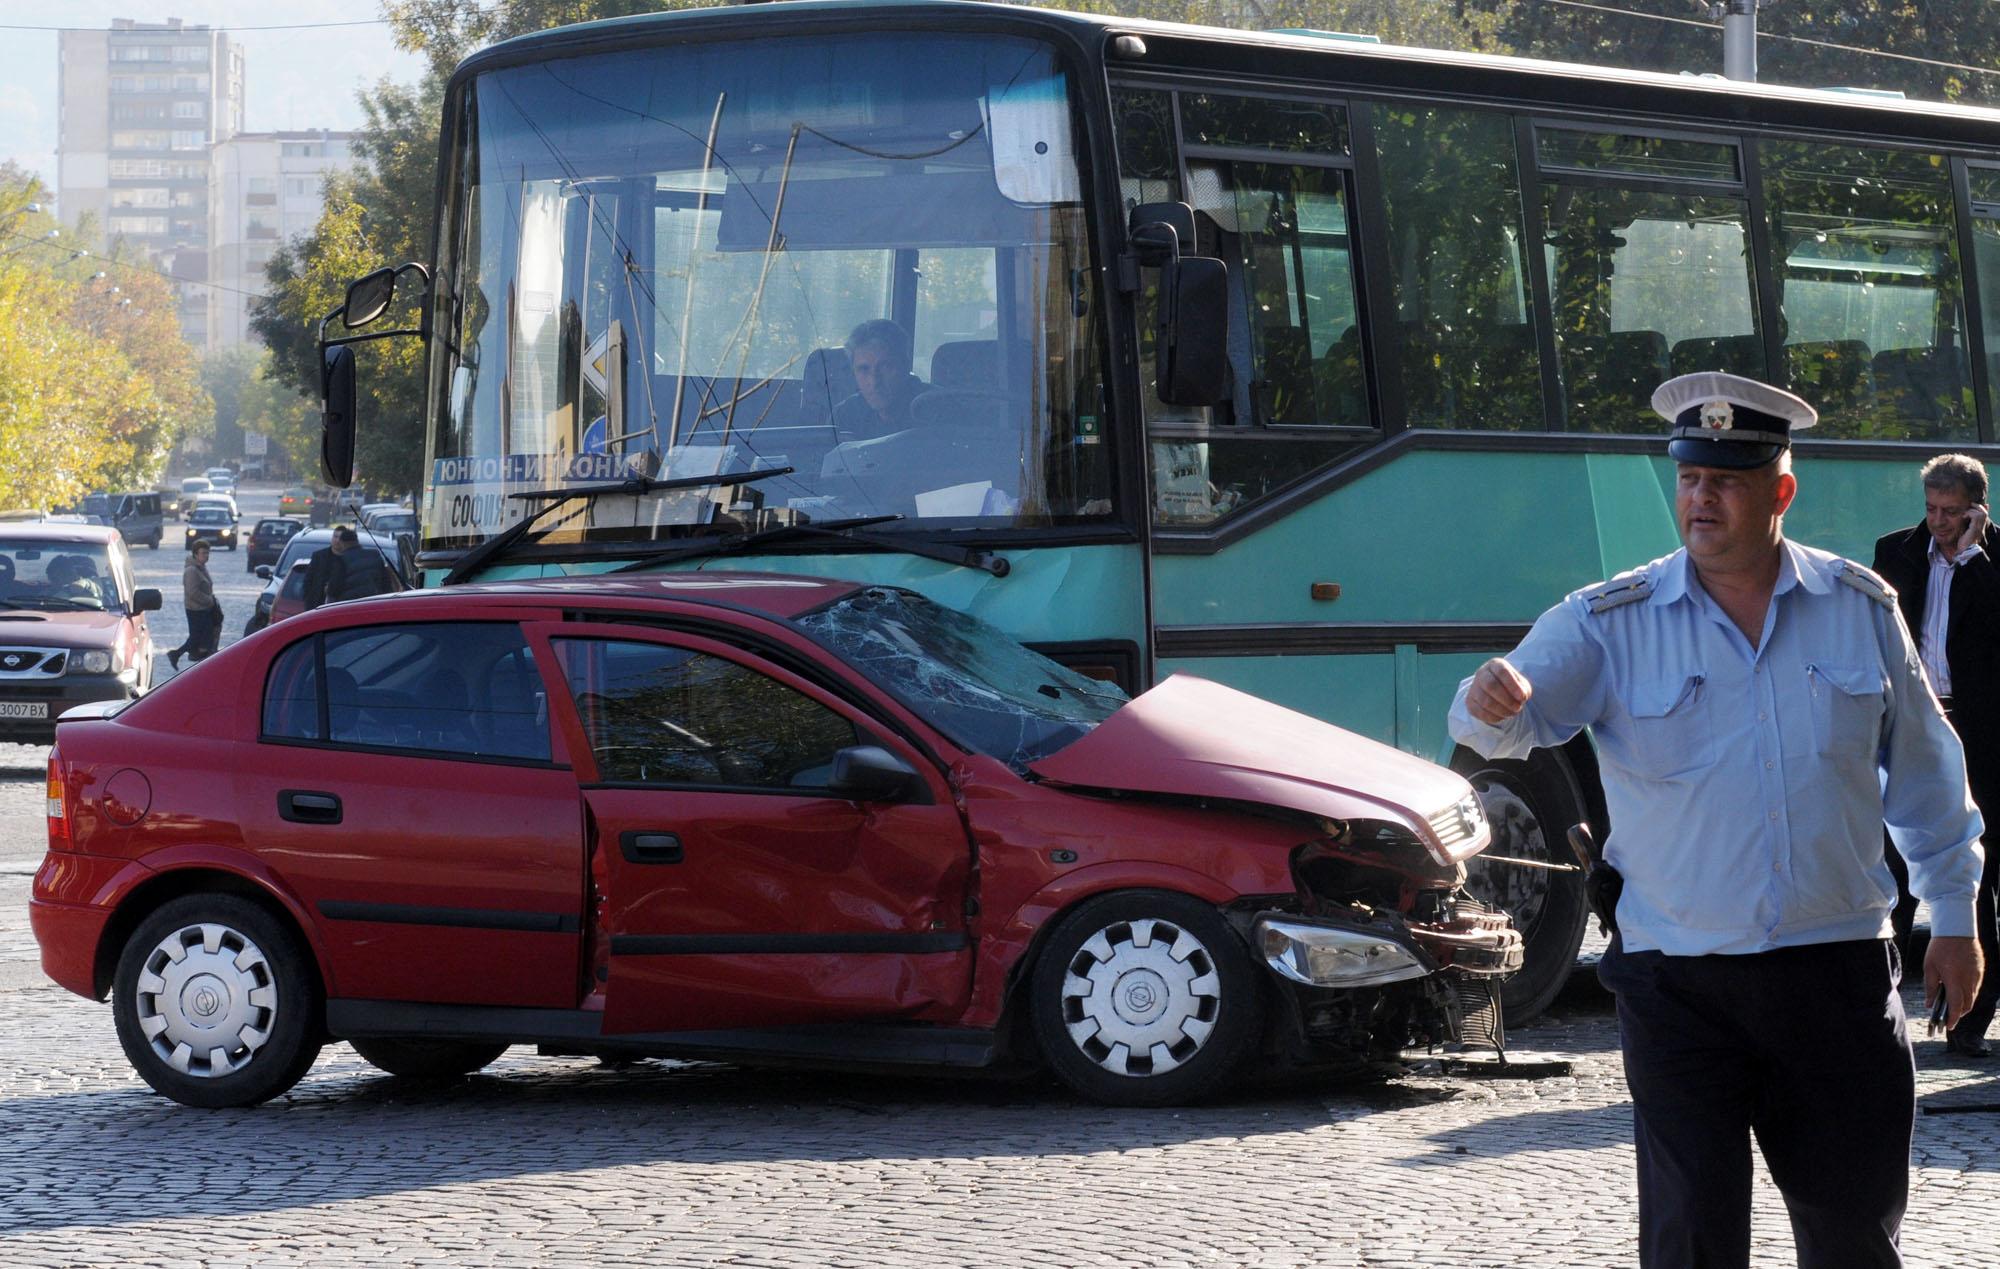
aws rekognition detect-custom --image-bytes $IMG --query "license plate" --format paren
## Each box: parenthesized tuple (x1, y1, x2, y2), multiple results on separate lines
(0, 702, 49, 719)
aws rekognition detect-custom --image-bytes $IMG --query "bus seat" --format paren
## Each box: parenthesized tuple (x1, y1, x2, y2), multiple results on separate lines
(800, 346, 856, 423)
(1669, 333, 1764, 377)
(1313, 325, 1366, 425)
(929, 340, 1032, 393)
(1254, 326, 1315, 424)
(1783, 339, 1874, 416)
(1560, 330, 1669, 426)
(1871, 346, 1967, 424)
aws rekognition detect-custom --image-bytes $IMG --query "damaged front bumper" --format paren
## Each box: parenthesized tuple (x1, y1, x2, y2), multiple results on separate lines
(1247, 900, 1526, 1065)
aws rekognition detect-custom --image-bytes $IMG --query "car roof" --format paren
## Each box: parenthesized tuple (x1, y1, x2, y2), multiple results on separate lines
(254, 516, 304, 528)
(0, 522, 121, 545)
(342, 572, 863, 621)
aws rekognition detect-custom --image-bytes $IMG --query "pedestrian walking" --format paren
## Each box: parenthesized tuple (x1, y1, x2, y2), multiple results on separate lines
(1449, 371, 1986, 1269)
(167, 541, 219, 670)
(1872, 453, 2000, 1057)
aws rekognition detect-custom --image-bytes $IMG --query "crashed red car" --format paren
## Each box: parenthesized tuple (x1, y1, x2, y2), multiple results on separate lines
(30, 574, 1519, 1108)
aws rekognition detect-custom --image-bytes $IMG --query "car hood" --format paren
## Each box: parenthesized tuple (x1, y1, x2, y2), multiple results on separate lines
(0, 610, 125, 647)
(1028, 674, 1488, 863)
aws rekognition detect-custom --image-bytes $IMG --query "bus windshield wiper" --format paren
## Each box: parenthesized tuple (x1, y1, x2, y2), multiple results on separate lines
(439, 467, 791, 586)
(609, 515, 1011, 577)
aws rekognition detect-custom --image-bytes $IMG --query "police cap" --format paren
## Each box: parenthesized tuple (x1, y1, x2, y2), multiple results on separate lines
(1653, 372, 1817, 470)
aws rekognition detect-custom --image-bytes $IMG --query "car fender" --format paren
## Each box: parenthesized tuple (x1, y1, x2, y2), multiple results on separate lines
(89, 843, 343, 999)
(964, 860, 1244, 1029)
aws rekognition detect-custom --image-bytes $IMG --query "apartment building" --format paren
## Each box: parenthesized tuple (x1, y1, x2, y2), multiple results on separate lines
(207, 131, 359, 348)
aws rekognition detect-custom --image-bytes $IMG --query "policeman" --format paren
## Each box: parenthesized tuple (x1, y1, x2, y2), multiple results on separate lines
(1450, 372, 1986, 1268)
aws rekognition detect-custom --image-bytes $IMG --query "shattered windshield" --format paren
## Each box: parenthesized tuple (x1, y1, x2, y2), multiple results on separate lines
(796, 587, 1125, 767)
(427, 30, 1113, 553)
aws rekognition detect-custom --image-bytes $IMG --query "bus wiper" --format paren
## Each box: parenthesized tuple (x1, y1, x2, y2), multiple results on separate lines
(610, 515, 1011, 577)
(439, 467, 792, 586)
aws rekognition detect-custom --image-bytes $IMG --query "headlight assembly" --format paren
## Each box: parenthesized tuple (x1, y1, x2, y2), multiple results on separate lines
(71, 649, 114, 675)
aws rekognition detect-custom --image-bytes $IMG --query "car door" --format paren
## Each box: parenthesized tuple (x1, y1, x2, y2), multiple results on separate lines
(237, 619, 584, 1008)
(536, 622, 975, 1035)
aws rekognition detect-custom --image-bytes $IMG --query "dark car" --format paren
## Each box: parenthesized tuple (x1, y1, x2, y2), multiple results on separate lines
(0, 522, 162, 743)
(244, 525, 406, 636)
(264, 550, 400, 626)
(31, 574, 1517, 1109)
(245, 517, 305, 572)
(183, 506, 238, 551)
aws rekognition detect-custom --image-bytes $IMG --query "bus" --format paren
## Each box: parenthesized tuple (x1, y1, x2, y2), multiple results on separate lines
(322, 0, 2000, 1020)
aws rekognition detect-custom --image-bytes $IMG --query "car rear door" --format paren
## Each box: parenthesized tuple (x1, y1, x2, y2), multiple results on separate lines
(534, 621, 975, 1035)
(239, 619, 584, 1008)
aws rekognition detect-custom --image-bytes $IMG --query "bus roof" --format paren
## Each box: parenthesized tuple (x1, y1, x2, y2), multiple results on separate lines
(463, 0, 2000, 146)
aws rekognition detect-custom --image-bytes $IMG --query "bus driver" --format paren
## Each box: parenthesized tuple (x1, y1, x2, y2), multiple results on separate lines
(833, 319, 928, 444)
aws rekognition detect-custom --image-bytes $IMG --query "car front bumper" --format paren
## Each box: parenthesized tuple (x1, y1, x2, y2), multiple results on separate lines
(0, 674, 141, 743)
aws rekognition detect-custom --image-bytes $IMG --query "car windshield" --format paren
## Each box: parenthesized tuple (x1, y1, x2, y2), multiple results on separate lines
(181, 479, 209, 493)
(193, 508, 232, 524)
(370, 512, 417, 535)
(0, 541, 120, 611)
(794, 587, 1124, 768)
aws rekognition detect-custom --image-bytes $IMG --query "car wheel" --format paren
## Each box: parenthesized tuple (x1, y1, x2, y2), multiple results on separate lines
(1029, 889, 1263, 1106)
(1455, 747, 1590, 1025)
(243, 614, 266, 637)
(349, 1038, 510, 1079)
(147, 533, 161, 549)
(110, 894, 322, 1108)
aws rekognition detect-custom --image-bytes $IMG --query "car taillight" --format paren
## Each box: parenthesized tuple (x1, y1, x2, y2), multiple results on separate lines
(46, 749, 70, 851)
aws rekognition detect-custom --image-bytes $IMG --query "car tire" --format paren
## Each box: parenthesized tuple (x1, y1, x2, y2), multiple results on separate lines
(110, 893, 323, 1108)
(349, 1038, 510, 1080)
(147, 532, 161, 549)
(1454, 746, 1591, 1025)
(243, 614, 267, 637)
(1029, 889, 1263, 1106)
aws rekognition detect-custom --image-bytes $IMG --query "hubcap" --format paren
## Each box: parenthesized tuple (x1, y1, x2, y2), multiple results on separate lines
(1060, 918, 1220, 1078)
(133, 922, 278, 1079)
(1464, 773, 1552, 937)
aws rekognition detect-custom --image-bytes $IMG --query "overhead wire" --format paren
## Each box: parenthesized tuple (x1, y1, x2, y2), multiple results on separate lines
(0, 226, 270, 299)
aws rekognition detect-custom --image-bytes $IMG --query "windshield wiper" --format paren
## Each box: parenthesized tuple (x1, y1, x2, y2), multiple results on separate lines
(609, 515, 1011, 577)
(440, 467, 792, 586)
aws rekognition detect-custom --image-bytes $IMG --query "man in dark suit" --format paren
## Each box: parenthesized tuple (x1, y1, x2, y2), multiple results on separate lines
(1874, 453, 2000, 1057)
(302, 525, 357, 611)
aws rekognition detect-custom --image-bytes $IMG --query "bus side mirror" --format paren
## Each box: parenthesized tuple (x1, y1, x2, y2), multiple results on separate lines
(321, 344, 357, 488)
(343, 267, 398, 329)
(1156, 255, 1229, 406)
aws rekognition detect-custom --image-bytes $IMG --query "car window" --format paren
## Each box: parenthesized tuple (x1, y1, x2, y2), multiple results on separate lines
(259, 623, 551, 761)
(554, 638, 859, 790)
(0, 541, 121, 612)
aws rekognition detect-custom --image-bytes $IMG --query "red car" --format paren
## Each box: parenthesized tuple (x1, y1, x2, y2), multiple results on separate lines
(30, 575, 1518, 1108)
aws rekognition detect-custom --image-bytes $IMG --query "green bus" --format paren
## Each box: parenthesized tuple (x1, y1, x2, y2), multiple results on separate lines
(325, 0, 2000, 1019)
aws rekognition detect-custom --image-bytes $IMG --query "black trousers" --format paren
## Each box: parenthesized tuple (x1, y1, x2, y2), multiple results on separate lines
(1598, 938, 1914, 1269)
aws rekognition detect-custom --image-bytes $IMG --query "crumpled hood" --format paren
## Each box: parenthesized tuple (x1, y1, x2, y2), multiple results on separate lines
(1029, 673, 1488, 863)
(0, 610, 124, 648)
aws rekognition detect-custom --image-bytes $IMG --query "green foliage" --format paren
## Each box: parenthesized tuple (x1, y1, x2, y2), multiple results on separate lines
(0, 168, 210, 509)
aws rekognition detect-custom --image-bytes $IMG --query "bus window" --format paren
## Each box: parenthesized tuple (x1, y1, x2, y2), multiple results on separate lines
(1971, 166, 2000, 414)
(1371, 104, 1542, 431)
(1541, 187, 1759, 432)
(1765, 141, 1974, 441)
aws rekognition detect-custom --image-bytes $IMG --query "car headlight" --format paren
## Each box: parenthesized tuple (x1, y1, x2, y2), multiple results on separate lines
(71, 650, 114, 675)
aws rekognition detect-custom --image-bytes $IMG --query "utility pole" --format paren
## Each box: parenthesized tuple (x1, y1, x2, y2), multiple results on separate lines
(1717, 0, 1758, 81)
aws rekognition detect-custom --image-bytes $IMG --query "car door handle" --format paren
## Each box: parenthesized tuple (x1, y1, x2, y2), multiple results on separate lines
(279, 790, 343, 825)
(620, 831, 683, 864)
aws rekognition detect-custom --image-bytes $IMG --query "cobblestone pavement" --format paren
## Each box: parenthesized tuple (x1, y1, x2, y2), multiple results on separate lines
(4, 682, 2000, 1265)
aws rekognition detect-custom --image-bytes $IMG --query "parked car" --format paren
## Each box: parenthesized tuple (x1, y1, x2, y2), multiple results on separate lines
(243, 525, 407, 635)
(263, 550, 401, 626)
(32, 575, 1517, 1109)
(78, 492, 164, 550)
(0, 521, 161, 743)
(245, 517, 306, 572)
(278, 487, 312, 518)
(190, 492, 240, 523)
(183, 506, 238, 551)
(177, 477, 212, 518)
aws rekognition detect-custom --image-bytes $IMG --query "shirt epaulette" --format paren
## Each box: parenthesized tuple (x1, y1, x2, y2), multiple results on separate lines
(1834, 560, 1897, 610)
(1582, 572, 1655, 615)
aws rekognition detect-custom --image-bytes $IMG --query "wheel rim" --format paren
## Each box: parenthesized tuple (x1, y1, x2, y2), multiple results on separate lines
(1464, 771, 1554, 939)
(1059, 918, 1220, 1078)
(132, 922, 279, 1079)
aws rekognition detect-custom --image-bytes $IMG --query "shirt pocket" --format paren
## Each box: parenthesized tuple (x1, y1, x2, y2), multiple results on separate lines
(1623, 673, 1714, 778)
(1807, 663, 1886, 760)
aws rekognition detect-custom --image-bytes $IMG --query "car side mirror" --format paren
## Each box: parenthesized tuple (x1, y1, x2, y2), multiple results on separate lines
(827, 745, 923, 802)
(255, 565, 273, 579)
(131, 588, 162, 614)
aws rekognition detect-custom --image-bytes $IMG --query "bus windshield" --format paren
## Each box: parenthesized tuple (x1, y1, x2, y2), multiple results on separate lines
(427, 30, 1112, 554)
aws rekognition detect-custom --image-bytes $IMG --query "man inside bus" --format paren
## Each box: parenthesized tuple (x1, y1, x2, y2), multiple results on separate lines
(1449, 371, 1985, 1269)
(832, 319, 928, 444)
(1872, 453, 2000, 1057)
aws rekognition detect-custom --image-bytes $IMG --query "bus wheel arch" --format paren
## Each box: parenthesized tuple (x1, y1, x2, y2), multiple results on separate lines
(1453, 741, 1596, 1024)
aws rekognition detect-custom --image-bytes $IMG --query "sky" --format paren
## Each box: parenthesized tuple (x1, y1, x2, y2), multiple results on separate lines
(0, 0, 427, 193)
